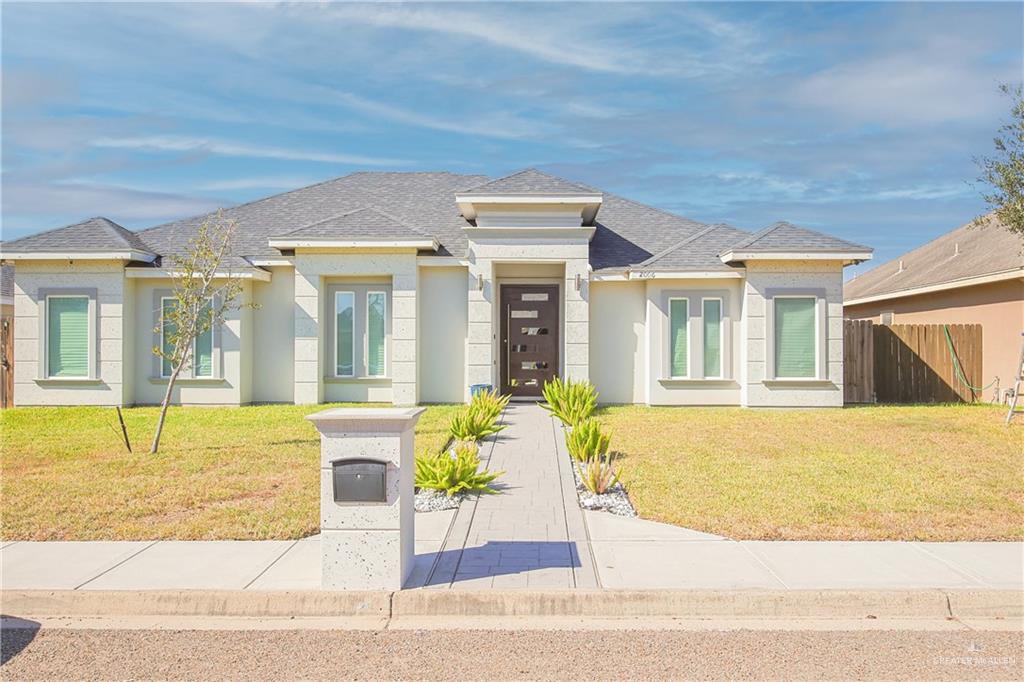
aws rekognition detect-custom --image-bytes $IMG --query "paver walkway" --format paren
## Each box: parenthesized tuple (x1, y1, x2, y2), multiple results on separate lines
(416, 403, 598, 589)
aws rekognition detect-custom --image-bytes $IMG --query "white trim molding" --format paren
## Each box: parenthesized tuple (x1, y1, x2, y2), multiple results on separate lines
(125, 268, 272, 282)
(267, 239, 438, 251)
(2, 250, 157, 263)
(844, 267, 1024, 306)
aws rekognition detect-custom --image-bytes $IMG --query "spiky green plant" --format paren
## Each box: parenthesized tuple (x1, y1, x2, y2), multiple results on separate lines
(415, 442, 504, 497)
(469, 388, 510, 427)
(448, 389, 510, 443)
(576, 452, 623, 495)
(566, 418, 611, 462)
(540, 377, 598, 427)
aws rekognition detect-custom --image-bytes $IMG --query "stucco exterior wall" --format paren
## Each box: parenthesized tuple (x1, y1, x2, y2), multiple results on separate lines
(844, 277, 1023, 400)
(588, 281, 645, 404)
(130, 278, 251, 405)
(418, 266, 468, 403)
(252, 266, 295, 403)
(13, 261, 127, 406)
(294, 251, 418, 406)
(742, 260, 844, 407)
(643, 277, 745, 406)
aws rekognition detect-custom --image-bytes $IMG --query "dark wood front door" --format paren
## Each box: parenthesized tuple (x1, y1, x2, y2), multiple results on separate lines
(500, 284, 560, 397)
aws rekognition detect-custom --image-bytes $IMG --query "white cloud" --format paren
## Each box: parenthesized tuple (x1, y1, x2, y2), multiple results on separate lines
(89, 136, 409, 166)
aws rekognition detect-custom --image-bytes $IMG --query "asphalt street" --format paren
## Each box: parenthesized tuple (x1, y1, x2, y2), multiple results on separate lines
(2, 626, 1022, 680)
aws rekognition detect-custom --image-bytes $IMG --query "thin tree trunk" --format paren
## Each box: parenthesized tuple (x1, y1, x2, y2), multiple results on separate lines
(150, 362, 185, 454)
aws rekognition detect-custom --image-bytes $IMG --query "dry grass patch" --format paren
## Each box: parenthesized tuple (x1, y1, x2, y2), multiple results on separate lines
(0, 403, 461, 540)
(599, 404, 1023, 541)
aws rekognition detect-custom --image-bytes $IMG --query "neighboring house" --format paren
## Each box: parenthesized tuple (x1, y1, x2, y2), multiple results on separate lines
(845, 215, 1024, 401)
(1, 169, 871, 408)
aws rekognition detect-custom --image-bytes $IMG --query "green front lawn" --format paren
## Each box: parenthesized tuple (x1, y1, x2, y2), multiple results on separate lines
(0, 403, 460, 541)
(599, 404, 1023, 541)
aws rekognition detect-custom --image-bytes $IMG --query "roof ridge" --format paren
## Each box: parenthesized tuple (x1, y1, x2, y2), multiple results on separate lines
(729, 221, 787, 250)
(458, 167, 599, 195)
(275, 205, 434, 240)
(637, 224, 721, 267)
(600, 192, 706, 229)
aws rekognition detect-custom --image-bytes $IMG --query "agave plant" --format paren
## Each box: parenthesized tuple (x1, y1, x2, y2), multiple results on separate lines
(540, 377, 598, 427)
(469, 388, 510, 427)
(415, 442, 504, 497)
(565, 418, 611, 462)
(448, 389, 510, 442)
(576, 452, 623, 495)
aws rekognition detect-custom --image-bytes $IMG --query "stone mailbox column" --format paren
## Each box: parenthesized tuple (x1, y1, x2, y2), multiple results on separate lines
(306, 407, 424, 590)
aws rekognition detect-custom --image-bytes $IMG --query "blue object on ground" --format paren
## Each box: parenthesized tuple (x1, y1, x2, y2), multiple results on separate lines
(470, 384, 493, 397)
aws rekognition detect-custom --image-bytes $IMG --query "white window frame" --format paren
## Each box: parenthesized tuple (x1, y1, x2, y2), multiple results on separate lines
(333, 290, 356, 378)
(160, 296, 214, 379)
(668, 296, 690, 380)
(701, 297, 724, 379)
(770, 294, 821, 381)
(365, 290, 388, 378)
(44, 293, 95, 380)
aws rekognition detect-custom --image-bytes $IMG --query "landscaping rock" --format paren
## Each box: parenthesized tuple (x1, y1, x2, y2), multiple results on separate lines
(568, 457, 637, 517)
(414, 489, 462, 513)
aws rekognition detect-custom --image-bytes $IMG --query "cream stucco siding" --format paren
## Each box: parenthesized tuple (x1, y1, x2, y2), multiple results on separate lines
(741, 260, 844, 407)
(588, 281, 645, 404)
(13, 261, 127, 406)
(643, 278, 744, 406)
(252, 266, 295, 403)
(130, 278, 251, 405)
(418, 266, 468, 403)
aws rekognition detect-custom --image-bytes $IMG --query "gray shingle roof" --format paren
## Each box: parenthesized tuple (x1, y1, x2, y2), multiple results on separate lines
(2, 217, 156, 256)
(845, 214, 1023, 301)
(273, 207, 435, 242)
(9, 170, 870, 275)
(725, 221, 871, 254)
(459, 168, 600, 195)
(634, 224, 752, 272)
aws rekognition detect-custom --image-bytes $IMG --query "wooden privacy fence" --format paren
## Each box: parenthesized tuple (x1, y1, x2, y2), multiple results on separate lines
(843, 321, 983, 404)
(1, 316, 12, 409)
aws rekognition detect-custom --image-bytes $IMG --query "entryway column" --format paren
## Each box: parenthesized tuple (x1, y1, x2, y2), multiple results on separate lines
(466, 258, 494, 397)
(293, 266, 322, 405)
(564, 258, 590, 382)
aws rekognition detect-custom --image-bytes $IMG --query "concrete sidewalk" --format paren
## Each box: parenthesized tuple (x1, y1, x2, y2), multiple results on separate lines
(2, 525, 1020, 592)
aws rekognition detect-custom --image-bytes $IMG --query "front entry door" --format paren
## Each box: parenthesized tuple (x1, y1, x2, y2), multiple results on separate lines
(500, 284, 560, 397)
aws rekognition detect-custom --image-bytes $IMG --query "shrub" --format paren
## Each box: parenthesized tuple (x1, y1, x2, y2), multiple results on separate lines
(415, 442, 504, 497)
(448, 389, 510, 442)
(541, 377, 598, 427)
(576, 452, 623, 495)
(566, 419, 611, 462)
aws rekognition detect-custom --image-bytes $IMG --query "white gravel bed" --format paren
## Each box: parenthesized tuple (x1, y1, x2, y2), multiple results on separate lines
(414, 488, 464, 512)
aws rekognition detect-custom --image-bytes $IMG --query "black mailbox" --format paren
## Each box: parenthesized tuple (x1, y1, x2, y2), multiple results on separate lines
(332, 459, 387, 503)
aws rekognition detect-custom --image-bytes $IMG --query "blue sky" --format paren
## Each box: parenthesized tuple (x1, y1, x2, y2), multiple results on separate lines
(2, 2, 1021, 276)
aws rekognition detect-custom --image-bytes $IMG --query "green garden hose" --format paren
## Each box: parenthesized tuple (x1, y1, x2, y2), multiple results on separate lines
(943, 324, 999, 394)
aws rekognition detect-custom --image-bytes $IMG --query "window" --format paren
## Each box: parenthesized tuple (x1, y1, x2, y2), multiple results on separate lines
(47, 296, 89, 377)
(669, 298, 688, 378)
(774, 297, 817, 378)
(702, 298, 722, 378)
(331, 288, 391, 378)
(161, 297, 214, 378)
(335, 291, 355, 377)
(366, 292, 386, 377)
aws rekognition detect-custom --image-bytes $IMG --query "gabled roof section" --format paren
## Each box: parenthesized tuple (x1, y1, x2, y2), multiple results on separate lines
(720, 221, 872, 263)
(634, 223, 752, 273)
(459, 168, 600, 196)
(845, 214, 1024, 303)
(2, 217, 157, 261)
(268, 207, 437, 249)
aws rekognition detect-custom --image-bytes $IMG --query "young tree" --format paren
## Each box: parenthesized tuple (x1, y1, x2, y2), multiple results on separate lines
(975, 84, 1024, 238)
(150, 212, 251, 454)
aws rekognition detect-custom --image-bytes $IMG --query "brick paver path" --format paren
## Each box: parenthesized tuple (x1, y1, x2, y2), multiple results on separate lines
(420, 403, 597, 589)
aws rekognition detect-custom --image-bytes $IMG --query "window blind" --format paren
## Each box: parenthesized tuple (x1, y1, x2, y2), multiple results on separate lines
(48, 297, 89, 377)
(669, 299, 688, 377)
(336, 292, 355, 376)
(703, 299, 722, 378)
(194, 299, 213, 377)
(367, 292, 386, 377)
(774, 297, 816, 378)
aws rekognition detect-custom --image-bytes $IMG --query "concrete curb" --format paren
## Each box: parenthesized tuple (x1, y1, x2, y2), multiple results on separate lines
(2, 589, 1020, 619)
